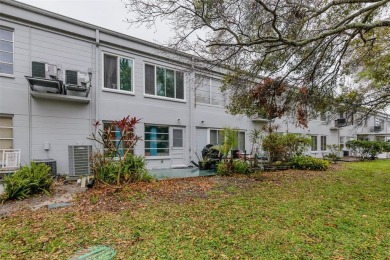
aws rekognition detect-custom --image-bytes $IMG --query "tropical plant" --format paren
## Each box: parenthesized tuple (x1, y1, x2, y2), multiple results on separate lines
(216, 161, 230, 176)
(2, 162, 53, 201)
(89, 115, 146, 185)
(232, 159, 251, 174)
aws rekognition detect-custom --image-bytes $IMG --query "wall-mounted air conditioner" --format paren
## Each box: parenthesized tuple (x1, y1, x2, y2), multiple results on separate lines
(26, 61, 63, 94)
(32, 61, 59, 79)
(68, 145, 92, 176)
(65, 70, 92, 97)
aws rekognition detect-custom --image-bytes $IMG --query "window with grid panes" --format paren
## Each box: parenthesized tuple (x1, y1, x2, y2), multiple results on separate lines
(0, 116, 13, 162)
(0, 28, 14, 75)
(144, 125, 169, 156)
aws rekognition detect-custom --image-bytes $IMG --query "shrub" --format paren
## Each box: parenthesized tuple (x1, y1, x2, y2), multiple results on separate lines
(289, 155, 330, 171)
(122, 155, 154, 183)
(325, 144, 341, 162)
(262, 132, 311, 162)
(94, 154, 153, 185)
(3, 162, 53, 201)
(95, 159, 119, 185)
(232, 159, 251, 174)
(346, 140, 389, 160)
(217, 161, 231, 176)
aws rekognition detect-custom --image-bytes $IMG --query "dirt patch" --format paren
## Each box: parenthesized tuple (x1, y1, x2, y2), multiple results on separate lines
(0, 181, 86, 216)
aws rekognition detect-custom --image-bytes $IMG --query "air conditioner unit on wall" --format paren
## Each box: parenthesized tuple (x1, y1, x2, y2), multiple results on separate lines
(33, 159, 57, 176)
(68, 145, 92, 176)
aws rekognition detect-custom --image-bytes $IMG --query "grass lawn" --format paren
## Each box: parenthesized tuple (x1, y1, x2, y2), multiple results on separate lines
(0, 160, 389, 259)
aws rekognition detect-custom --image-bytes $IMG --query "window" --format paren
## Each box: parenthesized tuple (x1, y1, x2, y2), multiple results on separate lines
(320, 136, 327, 151)
(103, 122, 134, 156)
(310, 136, 317, 151)
(144, 64, 184, 100)
(104, 54, 133, 92)
(210, 129, 224, 145)
(145, 125, 169, 156)
(210, 129, 245, 150)
(0, 116, 13, 162)
(0, 28, 13, 75)
(195, 74, 225, 106)
(340, 136, 345, 148)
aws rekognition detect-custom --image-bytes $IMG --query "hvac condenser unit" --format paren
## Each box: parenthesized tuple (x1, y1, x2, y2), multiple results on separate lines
(68, 145, 92, 176)
(33, 159, 57, 176)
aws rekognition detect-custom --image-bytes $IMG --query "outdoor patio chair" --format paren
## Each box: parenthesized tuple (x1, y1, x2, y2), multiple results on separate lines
(0, 149, 21, 179)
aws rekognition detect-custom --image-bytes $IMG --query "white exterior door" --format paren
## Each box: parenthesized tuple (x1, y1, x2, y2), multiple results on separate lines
(171, 128, 186, 167)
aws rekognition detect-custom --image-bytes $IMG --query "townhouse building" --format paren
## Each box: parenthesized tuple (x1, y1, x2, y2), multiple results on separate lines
(0, 0, 389, 175)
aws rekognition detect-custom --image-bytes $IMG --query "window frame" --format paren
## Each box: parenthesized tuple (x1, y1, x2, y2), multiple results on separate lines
(102, 52, 135, 94)
(209, 129, 245, 150)
(0, 27, 14, 77)
(195, 74, 225, 107)
(144, 63, 186, 102)
(0, 115, 14, 163)
(310, 135, 318, 151)
(144, 124, 170, 157)
(320, 135, 327, 151)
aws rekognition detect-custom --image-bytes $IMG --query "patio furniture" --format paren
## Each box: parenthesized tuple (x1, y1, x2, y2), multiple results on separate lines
(0, 149, 21, 179)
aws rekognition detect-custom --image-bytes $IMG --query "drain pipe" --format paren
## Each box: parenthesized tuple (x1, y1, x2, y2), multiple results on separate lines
(28, 26, 32, 162)
(189, 57, 195, 165)
(94, 29, 100, 135)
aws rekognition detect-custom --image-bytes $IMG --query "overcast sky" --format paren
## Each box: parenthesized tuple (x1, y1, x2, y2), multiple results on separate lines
(17, 0, 173, 44)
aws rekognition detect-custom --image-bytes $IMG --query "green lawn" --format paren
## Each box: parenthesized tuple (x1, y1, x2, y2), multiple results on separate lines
(1, 161, 389, 259)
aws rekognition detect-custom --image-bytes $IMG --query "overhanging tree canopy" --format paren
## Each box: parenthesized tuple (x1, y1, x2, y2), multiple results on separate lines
(124, 0, 390, 125)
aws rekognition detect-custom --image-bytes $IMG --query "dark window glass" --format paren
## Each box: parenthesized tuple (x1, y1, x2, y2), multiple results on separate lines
(104, 54, 117, 89)
(176, 71, 184, 99)
(145, 64, 155, 95)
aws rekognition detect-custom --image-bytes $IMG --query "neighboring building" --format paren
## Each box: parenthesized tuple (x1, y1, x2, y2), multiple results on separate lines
(0, 0, 389, 174)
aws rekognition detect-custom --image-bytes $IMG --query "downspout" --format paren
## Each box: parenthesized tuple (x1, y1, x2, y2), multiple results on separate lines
(189, 57, 195, 165)
(95, 29, 100, 126)
(28, 26, 32, 162)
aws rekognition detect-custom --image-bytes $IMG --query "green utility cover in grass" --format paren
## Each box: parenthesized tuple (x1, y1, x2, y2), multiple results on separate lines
(70, 245, 116, 260)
